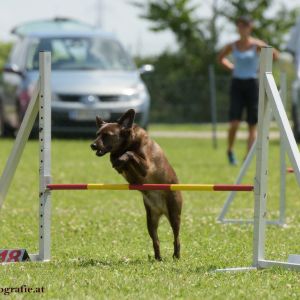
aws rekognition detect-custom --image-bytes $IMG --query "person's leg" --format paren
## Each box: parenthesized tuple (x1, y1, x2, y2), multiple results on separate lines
(228, 120, 240, 152)
(228, 78, 243, 165)
(247, 123, 256, 152)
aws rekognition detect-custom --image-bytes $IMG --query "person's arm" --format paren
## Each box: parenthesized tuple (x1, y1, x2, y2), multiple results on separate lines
(272, 47, 280, 60)
(255, 39, 280, 60)
(217, 43, 234, 71)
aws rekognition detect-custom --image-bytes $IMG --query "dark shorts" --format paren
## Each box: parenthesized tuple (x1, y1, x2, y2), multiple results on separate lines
(229, 78, 259, 125)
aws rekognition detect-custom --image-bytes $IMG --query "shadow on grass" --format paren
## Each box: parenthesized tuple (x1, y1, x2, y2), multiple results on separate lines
(72, 257, 145, 268)
(71, 257, 221, 274)
(193, 265, 220, 273)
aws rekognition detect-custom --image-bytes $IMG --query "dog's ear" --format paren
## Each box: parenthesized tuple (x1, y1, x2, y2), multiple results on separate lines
(96, 116, 105, 128)
(118, 109, 135, 129)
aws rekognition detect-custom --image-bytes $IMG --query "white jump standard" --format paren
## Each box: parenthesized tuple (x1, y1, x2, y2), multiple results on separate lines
(0, 52, 51, 262)
(217, 71, 287, 226)
(218, 46, 300, 272)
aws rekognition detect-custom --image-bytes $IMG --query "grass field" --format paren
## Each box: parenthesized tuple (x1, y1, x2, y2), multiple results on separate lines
(0, 131, 300, 299)
(149, 122, 281, 132)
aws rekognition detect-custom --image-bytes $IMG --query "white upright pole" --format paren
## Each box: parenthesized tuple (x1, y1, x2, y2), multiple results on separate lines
(266, 78, 300, 186)
(38, 51, 52, 261)
(0, 82, 40, 210)
(279, 72, 287, 225)
(217, 140, 256, 223)
(253, 47, 273, 267)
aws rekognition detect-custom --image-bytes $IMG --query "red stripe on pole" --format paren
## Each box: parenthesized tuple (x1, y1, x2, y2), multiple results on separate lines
(47, 184, 88, 190)
(213, 184, 254, 191)
(129, 184, 171, 191)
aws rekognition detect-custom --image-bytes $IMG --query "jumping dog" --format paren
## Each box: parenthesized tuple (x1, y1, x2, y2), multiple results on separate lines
(90, 109, 182, 260)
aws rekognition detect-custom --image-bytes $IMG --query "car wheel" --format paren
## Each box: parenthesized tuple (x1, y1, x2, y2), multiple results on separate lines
(16, 100, 24, 127)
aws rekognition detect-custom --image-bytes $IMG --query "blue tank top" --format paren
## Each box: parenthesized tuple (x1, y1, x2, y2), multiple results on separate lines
(232, 43, 259, 79)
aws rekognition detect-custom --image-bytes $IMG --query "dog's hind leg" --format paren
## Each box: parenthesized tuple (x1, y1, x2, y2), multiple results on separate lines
(170, 218, 180, 259)
(143, 200, 161, 261)
(167, 194, 181, 259)
(169, 217, 180, 259)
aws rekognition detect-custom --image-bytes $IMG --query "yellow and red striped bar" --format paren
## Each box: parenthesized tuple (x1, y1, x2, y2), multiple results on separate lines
(47, 183, 254, 192)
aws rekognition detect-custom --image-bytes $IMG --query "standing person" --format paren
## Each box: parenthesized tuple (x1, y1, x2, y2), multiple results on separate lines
(218, 16, 279, 165)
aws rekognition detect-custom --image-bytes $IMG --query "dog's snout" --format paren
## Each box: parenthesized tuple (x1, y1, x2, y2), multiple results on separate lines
(90, 143, 97, 151)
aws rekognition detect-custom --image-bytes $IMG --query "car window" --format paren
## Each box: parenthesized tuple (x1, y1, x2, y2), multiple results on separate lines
(26, 37, 135, 71)
(52, 39, 88, 64)
(26, 39, 39, 70)
(9, 40, 24, 67)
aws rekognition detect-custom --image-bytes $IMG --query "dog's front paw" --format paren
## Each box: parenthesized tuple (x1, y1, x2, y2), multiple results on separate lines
(119, 153, 130, 161)
(112, 154, 129, 173)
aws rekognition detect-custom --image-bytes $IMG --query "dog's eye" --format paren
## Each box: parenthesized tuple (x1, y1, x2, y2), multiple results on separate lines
(102, 133, 111, 143)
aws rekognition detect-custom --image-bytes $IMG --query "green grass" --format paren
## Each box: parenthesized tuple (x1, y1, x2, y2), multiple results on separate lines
(149, 123, 217, 131)
(0, 135, 300, 299)
(149, 122, 280, 132)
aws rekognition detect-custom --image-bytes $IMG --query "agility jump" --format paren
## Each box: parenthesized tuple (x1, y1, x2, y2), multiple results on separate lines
(0, 51, 254, 263)
(0, 48, 300, 271)
(47, 183, 254, 191)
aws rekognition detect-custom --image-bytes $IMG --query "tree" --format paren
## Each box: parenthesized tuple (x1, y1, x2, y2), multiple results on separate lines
(132, 0, 221, 60)
(133, 0, 298, 52)
(219, 0, 299, 49)
(132, 0, 202, 49)
(0, 42, 12, 69)
(132, 0, 299, 123)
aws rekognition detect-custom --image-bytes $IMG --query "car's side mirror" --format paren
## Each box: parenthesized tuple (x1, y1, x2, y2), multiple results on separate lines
(139, 64, 154, 74)
(3, 63, 24, 77)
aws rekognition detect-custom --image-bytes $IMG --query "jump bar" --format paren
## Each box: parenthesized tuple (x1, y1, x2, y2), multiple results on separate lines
(47, 183, 254, 192)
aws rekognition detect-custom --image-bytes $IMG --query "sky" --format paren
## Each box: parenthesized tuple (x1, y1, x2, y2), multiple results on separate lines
(0, 0, 299, 56)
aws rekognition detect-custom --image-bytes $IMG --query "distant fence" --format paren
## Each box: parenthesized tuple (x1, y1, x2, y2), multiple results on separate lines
(142, 72, 232, 123)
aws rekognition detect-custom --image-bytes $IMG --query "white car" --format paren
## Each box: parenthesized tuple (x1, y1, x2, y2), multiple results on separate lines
(1, 18, 152, 136)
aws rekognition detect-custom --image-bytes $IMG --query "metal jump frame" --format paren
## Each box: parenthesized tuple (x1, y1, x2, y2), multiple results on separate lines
(219, 47, 300, 271)
(217, 71, 287, 226)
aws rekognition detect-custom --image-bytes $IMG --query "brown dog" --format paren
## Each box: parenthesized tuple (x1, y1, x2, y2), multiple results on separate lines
(90, 109, 182, 260)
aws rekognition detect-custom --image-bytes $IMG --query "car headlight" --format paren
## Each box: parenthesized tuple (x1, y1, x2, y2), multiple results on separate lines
(120, 84, 147, 102)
